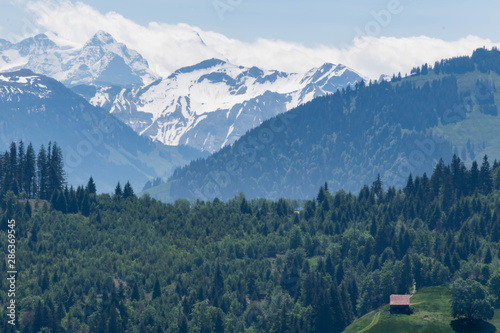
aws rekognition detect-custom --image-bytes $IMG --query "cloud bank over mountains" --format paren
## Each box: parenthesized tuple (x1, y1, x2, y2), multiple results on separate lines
(4, 1, 500, 79)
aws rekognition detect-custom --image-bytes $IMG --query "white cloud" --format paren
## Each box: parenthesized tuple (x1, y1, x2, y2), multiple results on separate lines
(22, 1, 500, 79)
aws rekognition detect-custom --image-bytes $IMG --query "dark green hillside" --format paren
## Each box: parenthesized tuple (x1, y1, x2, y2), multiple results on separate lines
(2, 144, 500, 332)
(157, 48, 500, 201)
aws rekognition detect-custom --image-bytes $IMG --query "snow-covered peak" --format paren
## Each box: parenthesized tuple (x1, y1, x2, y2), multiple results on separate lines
(87, 30, 117, 46)
(0, 69, 58, 101)
(88, 58, 366, 151)
(172, 58, 228, 76)
(0, 39, 12, 51)
(14, 33, 60, 56)
(0, 31, 159, 87)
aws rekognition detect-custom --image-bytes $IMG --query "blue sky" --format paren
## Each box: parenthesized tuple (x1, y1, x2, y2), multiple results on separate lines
(1, 0, 499, 79)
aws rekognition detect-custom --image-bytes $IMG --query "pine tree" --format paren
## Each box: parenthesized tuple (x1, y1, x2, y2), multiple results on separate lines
(213, 263, 224, 297)
(68, 186, 78, 214)
(371, 174, 383, 199)
(17, 141, 25, 193)
(37, 145, 49, 199)
(25, 200, 32, 218)
(480, 155, 492, 194)
(152, 278, 161, 300)
(50, 190, 59, 210)
(114, 182, 122, 197)
(87, 176, 97, 195)
(405, 173, 414, 196)
(131, 284, 140, 301)
(9, 142, 17, 185)
(317, 186, 326, 203)
(81, 192, 90, 217)
(40, 270, 50, 292)
(123, 181, 135, 199)
(33, 300, 43, 332)
(56, 191, 68, 213)
(24, 143, 37, 197)
(469, 161, 480, 194)
(179, 315, 188, 333)
(485, 247, 493, 264)
(47, 142, 65, 195)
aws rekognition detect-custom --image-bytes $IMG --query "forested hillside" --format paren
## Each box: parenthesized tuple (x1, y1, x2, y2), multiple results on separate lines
(159, 47, 500, 202)
(1, 145, 500, 332)
(0, 142, 65, 201)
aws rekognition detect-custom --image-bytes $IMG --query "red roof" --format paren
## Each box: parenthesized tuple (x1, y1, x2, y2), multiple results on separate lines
(390, 295, 410, 306)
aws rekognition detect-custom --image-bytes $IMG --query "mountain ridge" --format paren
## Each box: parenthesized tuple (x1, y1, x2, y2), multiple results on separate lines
(85, 56, 365, 152)
(0, 68, 206, 192)
(0, 31, 158, 88)
(149, 48, 500, 201)
(1, 31, 366, 152)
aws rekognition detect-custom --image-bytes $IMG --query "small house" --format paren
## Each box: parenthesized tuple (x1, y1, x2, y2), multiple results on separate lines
(390, 294, 410, 314)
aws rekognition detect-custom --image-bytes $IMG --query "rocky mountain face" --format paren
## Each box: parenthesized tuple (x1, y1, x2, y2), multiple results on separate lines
(83, 58, 365, 152)
(0, 31, 158, 88)
(0, 69, 205, 192)
(1, 31, 365, 152)
(157, 49, 500, 201)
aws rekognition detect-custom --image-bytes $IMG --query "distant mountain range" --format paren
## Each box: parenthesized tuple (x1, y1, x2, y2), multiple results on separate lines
(0, 69, 205, 192)
(150, 48, 500, 201)
(81, 58, 364, 152)
(0, 31, 365, 153)
(0, 31, 158, 88)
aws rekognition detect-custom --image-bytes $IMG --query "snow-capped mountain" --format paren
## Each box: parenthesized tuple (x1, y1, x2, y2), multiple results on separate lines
(0, 31, 158, 87)
(0, 69, 204, 192)
(1, 31, 366, 152)
(84, 58, 365, 152)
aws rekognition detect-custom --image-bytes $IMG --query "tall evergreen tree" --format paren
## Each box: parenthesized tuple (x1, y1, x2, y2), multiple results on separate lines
(469, 161, 480, 194)
(115, 182, 122, 197)
(81, 192, 90, 217)
(24, 143, 37, 197)
(48, 142, 65, 195)
(123, 181, 135, 199)
(17, 141, 25, 193)
(87, 176, 97, 195)
(152, 278, 161, 300)
(9, 142, 17, 184)
(480, 155, 492, 194)
(37, 145, 49, 199)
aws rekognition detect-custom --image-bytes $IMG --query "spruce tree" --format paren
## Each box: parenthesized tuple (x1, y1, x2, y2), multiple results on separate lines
(87, 176, 97, 195)
(81, 192, 90, 217)
(17, 141, 25, 192)
(131, 284, 140, 301)
(152, 278, 161, 300)
(123, 181, 134, 199)
(485, 248, 493, 264)
(56, 191, 68, 213)
(48, 142, 65, 195)
(9, 142, 17, 184)
(480, 155, 492, 194)
(37, 145, 49, 199)
(25, 200, 32, 218)
(115, 182, 122, 197)
(24, 143, 37, 197)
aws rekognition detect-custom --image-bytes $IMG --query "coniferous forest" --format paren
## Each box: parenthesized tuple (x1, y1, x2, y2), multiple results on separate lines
(1, 142, 500, 332)
(164, 48, 500, 202)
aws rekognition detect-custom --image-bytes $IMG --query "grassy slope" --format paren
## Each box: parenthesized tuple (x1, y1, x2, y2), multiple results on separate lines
(343, 285, 500, 333)
(402, 69, 500, 164)
(140, 181, 173, 202)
